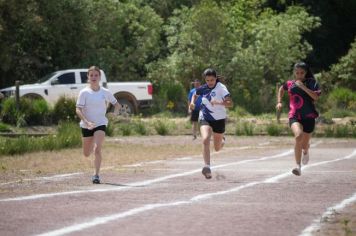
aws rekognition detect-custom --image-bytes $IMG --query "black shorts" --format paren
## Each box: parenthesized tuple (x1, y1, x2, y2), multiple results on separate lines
(81, 125, 106, 137)
(199, 119, 226, 134)
(289, 118, 315, 133)
(190, 110, 200, 122)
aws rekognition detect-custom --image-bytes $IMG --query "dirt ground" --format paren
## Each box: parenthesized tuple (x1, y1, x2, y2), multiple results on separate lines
(0, 136, 355, 236)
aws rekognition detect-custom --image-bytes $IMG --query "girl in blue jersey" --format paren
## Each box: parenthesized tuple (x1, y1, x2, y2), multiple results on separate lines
(190, 68, 233, 179)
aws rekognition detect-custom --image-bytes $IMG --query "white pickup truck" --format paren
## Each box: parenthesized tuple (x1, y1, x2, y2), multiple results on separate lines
(0, 69, 153, 115)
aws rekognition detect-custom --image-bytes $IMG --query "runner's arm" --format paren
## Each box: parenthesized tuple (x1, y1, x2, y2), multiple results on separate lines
(222, 96, 233, 108)
(295, 81, 319, 101)
(76, 107, 95, 129)
(276, 86, 284, 111)
(189, 94, 197, 110)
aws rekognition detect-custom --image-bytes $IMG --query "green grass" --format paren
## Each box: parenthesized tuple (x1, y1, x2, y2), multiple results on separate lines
(153, 119, 171, 135)
(0, 122, 81, 156)
(0, 122, 11, 132)
(235, 122, 255, 136)
(266, 123, 284, 136)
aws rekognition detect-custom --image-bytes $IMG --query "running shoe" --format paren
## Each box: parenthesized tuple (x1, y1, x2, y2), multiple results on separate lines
(202, 166, 212, 179)
(292, 167, 301, 176)
(193, 135, 197, 140)
(302, 151, 309, 165)
(92, 175, 101, 184)
(221, 136, 226, 149)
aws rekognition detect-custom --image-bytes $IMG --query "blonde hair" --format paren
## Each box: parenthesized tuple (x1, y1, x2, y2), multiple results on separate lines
(87, 66, 101, 76)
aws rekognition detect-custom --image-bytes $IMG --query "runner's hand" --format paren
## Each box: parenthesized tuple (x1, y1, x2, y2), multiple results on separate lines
(189, 103, 195, 110)
(276, 102, 282, 111)
(85, 121, 96, 130)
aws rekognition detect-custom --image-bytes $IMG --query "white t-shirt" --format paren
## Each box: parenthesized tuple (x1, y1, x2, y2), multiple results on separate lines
(196, 82, 230, 121)
(76, 87, 117, 128)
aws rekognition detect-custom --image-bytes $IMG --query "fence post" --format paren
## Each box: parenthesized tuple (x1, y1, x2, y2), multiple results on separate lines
(276, 82, 281, 123)
(15, 80, 20, 111)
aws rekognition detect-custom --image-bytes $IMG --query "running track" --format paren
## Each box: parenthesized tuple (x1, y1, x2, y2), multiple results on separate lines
(0, 137, 355, 236)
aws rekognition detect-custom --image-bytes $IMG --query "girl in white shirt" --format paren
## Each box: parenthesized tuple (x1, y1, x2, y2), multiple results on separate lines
(76, 66, 121, 184)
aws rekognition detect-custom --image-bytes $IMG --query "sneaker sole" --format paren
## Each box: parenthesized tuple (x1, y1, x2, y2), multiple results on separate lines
(292, 168, 301, 176)
(202, 167, 212, 179)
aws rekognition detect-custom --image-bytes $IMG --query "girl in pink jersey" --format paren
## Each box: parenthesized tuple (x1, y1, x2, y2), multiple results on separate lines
(276, 62, 321, 176)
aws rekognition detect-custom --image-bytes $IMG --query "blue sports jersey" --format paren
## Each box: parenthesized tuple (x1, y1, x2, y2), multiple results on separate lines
(196, 82, 230, 121)
(188, 88, 202, 111)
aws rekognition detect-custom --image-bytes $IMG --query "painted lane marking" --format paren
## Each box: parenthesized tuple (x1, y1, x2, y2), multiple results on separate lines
(0, 149, 293, 202)
(0, 141, 323, 202)
(36, 149, 356, 236)
(299, 191, 356, 236)
(0, 173, 83, 186)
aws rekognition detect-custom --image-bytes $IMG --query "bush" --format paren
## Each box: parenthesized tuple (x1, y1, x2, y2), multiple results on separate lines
(154, 119, 171, 135)
(133, 121, 148, 135)
(119, 124, 132, 136)
(235, 122, 254, 136)
(327, 88, 356, 111)
(334, 125, 350, 138)
(266, 123, 284, 136)
(53, 96, 78, 123)
(0, 122, 81, 156)
(1, 97, 51, 126)
(0, 122, 11, 132)
(323, 126, 334, 137)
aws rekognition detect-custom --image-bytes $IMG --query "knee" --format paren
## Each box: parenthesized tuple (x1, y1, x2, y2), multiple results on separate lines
(83, 151, 91, 157)
(94, 146, 102, 156)
(202, 137, 210, 146)
(295, 133, 303, 143)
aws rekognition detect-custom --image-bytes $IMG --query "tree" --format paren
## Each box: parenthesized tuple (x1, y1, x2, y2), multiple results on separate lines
(330, 36, 356, 90)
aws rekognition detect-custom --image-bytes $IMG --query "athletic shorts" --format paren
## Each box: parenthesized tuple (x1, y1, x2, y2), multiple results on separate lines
(190, 110, 199, 122)
(81, 125, 106, 137)
(289, 118, 315, 133)
(199, 119, 225, 134)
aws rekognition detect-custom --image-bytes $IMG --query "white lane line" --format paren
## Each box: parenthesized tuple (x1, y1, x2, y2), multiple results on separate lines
(0, 141, 322, 202)
(0, 149, 293, 202)
(299, 191, 356, 236)
(36, 149, 356, 236)
(122, 144, 270, 168)
(0, 173, 83, 186)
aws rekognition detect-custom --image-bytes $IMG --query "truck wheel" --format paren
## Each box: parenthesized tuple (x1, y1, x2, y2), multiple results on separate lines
(118, 99, 134, 117)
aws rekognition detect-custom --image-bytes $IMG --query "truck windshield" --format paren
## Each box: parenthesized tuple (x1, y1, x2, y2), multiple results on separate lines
(37, 72, 58, 83)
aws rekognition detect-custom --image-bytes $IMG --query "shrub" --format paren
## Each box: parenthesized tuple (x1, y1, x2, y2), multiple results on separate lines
(0, 122, 11, 132)
(327, 88, 356, 111)
(53, 96, 78, 123)
(1, 97, 51, 126)
(119, 124, 132, 136)
(323, 126, 334, 137)
(266, 123, 284, 136)
(0, 122, 81, 156)
(235, 122, 254, 136)
(334, 125, 350, 138)
(154, 119, 171, 135)
(133, 121, 148, 135)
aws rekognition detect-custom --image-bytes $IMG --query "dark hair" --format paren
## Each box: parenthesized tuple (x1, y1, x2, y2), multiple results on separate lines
(293, 62, 314, 79)
(202, 68, 222, 83)
(203, 68, 217, 78)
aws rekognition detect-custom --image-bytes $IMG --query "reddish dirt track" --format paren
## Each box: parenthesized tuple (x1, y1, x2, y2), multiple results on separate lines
(0, 136, 355, 236)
